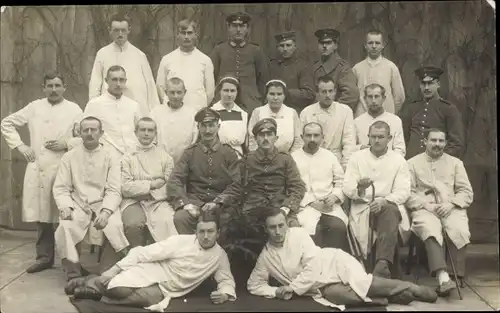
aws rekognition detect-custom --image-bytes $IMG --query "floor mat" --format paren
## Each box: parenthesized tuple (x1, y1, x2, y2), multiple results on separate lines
(70, 293, 387, 312)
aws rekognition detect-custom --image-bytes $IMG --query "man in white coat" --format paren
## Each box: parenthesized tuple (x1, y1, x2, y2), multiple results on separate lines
(120, 117, 178, 248)
(150, 77, 198, 163)
(292, 122, 349, 252)
(88, 14, 159, 115)
(247, 209, 437, 308)
(354, 83, 406, 157)
(0, 72, 82, 273)
(66, 211, 236, 312)
(156, 19, 215, 110)
(343, 121, 411, 279)
(83, 65, 142, 159)
(406, 129, 473, 297)
(353, 30, 405, 117)
(54, 116, 129, 282)
(300, 75, 355, 170)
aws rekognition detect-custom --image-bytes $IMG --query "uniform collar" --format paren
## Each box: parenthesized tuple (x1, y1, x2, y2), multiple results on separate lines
(229, 40, 247, 48)
(276, 50, 299, 64)
(425, 151, 444, 162)
(315, 52, 341, 73)
(199, 139, 221, 153)
(255, 146, 278, 161)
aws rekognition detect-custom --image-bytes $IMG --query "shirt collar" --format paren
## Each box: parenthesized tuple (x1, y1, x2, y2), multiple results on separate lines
(366, 55, 384, 66)
(265, 104, 285, 117)
(255, 146, 278, 161)
(112, 41, 129, 51)
(229, 40, 246, 48)
(369, 147, 389, 159)
(199, 139, 221, 153)
(316, 101, 336, 113)
(105, 90, 123, 100)
(84, 142, 103, 153)
(425, 151, 444, 162)
(212, 101, 243, 112)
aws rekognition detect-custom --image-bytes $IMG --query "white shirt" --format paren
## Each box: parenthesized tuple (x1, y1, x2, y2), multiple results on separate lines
(354, 111, 406, 157)
(248, 104, 303, 153)
(150, 104, 198, 163)
(84, 91, 142, 155)
(292, 148, 348, 233)
(89, 41, 160, 115)
(212, 101, 248, 155)
(156, 47, 215, 110)
(300, 101, 355, 170)
(247, 227, 373, 310)
(342, 149, 411, 256)
(352, 56, 405, 117)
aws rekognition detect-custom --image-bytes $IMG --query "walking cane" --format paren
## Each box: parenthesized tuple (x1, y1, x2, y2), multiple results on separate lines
(342, 200, 367, 270)
(367, 183, 376, 272)
(432, 192, 463, 300)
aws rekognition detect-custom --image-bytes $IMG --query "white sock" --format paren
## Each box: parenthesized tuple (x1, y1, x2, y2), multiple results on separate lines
(437, 270, 450, 284)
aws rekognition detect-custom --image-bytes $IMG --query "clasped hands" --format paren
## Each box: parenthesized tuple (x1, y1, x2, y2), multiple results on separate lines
(184, 202, 221, 218)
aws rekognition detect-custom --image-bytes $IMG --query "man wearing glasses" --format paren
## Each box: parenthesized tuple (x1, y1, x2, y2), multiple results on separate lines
(88, 14, 159, 115)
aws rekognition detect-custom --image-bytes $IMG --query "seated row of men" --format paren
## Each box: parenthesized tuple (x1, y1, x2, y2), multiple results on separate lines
(47, 108, 472, 302)
(0, 70, 472, 307)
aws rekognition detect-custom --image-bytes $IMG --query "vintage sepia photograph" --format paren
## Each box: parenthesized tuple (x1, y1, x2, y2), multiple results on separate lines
(0, 2, 497, 312)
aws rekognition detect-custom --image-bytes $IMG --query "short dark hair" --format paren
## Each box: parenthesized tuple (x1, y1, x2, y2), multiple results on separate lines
(424, 128, 447, 140)
(106, 65, 126, 78)
(364, 83, 386, 98)
(177, 19, 199, 34)
(302, 121, 324, 135)
(135, 117, 157, 132)
(316, 75, 336, 91)
(43, 71, 65, 86)
(366, 29, 384, 42)
(80, 116, 103, 131)
(109, 14, 131, 28)
(263, 207, 287, 226)
(368, 120, 391, 136)
(197, 208, 220, 229)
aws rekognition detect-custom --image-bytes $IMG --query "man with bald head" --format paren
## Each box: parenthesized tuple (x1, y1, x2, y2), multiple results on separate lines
(292, 122, 348, 251)
(343, 121, 411, 279)
(150, 77, 198, 163)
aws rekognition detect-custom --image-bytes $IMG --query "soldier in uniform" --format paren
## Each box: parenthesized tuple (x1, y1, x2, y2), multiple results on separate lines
(399, 66, 465, 160)
(166, 108, 241, 234)
(269, 31, 315, 113)
(210, 12, 270, 114)
(313, 28, 359, 113)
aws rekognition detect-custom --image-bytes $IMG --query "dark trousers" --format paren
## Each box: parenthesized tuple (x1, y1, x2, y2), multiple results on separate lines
(122, 203, 149, 248)
(425, 237, 467, 277)
(321, 276, 412, 305)
(87, 276, 164, 307)
(313, 215, 349, 252)
(371, 202, 401, 265)
(36, 222, 56, 264)
(173, 209, 198, 234)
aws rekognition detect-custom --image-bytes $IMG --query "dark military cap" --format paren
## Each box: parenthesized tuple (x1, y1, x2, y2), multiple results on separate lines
(274, 31, 296, 43)
(252, 118, 277, 136)
(226, 12, 251, 24)
(194, 107, 221, 123)
(414, 66, 444, 82)
(314, 28, 340, 42)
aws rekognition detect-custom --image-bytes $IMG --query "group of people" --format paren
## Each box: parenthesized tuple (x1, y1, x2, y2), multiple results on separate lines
(0, 9, 473, 312)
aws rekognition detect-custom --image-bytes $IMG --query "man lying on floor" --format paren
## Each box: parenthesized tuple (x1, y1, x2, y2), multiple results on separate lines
(247, 208, 438, 310)
(66, 210, 236, 311)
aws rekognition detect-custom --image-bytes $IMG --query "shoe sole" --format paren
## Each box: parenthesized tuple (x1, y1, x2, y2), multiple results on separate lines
(26, 264, 53, 274)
